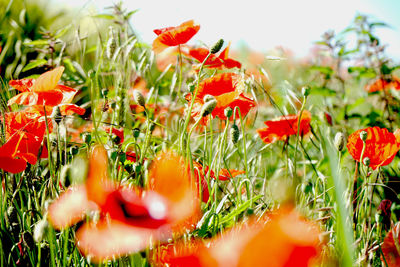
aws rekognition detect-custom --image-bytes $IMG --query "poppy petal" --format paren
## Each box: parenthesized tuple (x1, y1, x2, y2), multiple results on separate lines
(32, 66, 64, 92)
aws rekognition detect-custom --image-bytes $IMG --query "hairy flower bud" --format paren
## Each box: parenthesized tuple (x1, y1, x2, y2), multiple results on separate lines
(51, 106, 62, 124)
(302, 86, 311, 97)
(101, 88, 109, 98)
(203, 94, 216, 103)
(133, 90, 146, 107)
(34, 219, 49, 243)
(363, 157, 370, 167)
(132, 128, 140, 138)
(334, 132, 346, 151)
(201, 100, 217, 117)
(230, 124, 240, 144)
(210, 39, 224, 54)
(82, 132, 92, 145)
(360, 130, 368, 142)
(224, 107, 233, 119)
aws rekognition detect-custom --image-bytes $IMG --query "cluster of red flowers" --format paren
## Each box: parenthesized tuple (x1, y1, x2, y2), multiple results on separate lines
(0, 67, 84, 173)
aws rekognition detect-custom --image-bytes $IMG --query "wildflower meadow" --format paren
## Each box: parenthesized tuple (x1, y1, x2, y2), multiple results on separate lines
(1, 1, 400, 266)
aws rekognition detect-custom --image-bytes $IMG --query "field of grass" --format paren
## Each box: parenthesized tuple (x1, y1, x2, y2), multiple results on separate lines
(1, 1, 400, 266)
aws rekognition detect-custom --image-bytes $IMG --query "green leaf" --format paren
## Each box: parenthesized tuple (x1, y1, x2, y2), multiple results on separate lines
(22, 59, 47, 72)
(310, 87, 336, 96)
(54, 25, 72, 39)
(310, 66, 334, 75)
(62, 58, 76, 73)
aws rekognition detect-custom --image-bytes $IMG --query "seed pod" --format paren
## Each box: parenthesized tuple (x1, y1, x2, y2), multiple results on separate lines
(201, 100, 217, 117)
(363, 157, 370, 167)
(360, 130, 368, 142)
(224, 107, 233, 119)
(211, 39, 224, 54)
(230, 124, 240, 144)
(334, 132, 346, 151)
(203, 94, 216, 103)
(133, 90, 146, 107)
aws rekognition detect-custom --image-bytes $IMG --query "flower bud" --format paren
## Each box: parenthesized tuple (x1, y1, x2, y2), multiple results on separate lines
(69, 145, 79, 155)
(363, 157, 370, 167)
(230, 124, 240, 144)
(302, 86, 311, 97)
(201, 100, 217, 117)
(210, 39, 224, 54)
(82, 132, 92, 145)
(133, 90, 146, 107)
(203, 94, 216, 103)
(334, 132, 346, 151)
(51, 106, 62, 124)
(132, 128, 140, 138)
(360, 130, 368, 142)
(34, 219, 49, 243)
(101, 88, 109, 98)
(224, 107, 233, 119)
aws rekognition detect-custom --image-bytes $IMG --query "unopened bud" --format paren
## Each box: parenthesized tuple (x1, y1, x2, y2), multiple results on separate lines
(230, 124, 240, 144)
(132, 128, 140, 138)
(360, 130, 368, 142)
(133, 90, 146, 107)
(201, 100, 217, 117)
(82, 132, 92, 145)
(224, 107, 233, 118)
(33, 219, 49, 243)
(101, 88, 109, 98)
(334, 132, 346, 151)
(302, 86, 311, 97)
(363, 157, 370, 167)
(211, 39, 224, 54)
(51, 106, 62, 124)
(203, 94, 216, 103)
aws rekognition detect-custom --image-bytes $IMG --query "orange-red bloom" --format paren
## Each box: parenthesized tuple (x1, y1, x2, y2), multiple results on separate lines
(182, 43, 241, 69)
(8, 67, 77, 107)
(381, 222, 400, 267)
(153, 20, 200, 53)
(48, 146, 201, 262)
(150, 208, 322, 267)
(257, 110, 312, 144)
(347, 127, 400, 170)
(186, 73, 256, 125)
(365, 76, 400, 93)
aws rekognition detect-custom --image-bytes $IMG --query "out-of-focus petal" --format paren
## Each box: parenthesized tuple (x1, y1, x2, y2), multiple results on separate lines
(32, 66, 64, 92)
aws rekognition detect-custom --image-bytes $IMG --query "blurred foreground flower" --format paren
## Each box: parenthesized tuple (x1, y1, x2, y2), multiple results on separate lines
(150, 207, 323, 267)
(381, 222, 400, 267)
(257, 110, 312, 144)
(347, 127, 400, 170)
(185, 73, 256, 125)
(153, 20, 200, 53)
(48, 146, 201, 262)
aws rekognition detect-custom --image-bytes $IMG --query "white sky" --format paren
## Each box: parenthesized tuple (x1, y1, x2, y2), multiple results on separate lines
(58, 0, 400, 59)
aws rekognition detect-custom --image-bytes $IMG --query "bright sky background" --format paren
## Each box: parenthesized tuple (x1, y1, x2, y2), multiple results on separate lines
(56, 0, 400, 59)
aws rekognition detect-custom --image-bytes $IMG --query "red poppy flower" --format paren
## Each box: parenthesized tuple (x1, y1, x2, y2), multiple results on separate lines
(257, 110, 312, 144)
(185, 73, 256, 125)
(103, 126, 124, 144)
(183, 43, 241, 70)
(365, 76, 400, 93)
(0, 133, 33, 173)
(150, 208, 322, 267)
(153, 20, 200, 53)
(381, 222, 400, 267)
(346, 127, 400, 170)
(8, 66, 77, 106)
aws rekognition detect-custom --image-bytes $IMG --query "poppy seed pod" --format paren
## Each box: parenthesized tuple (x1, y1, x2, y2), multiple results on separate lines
(201, 100, 217, 117)
(132, 128, 140, 138)
(203, 94, 216, 103)
(210, 39, 224, 54)
(360, 130, 368, 142)
(230, 124, 240, 144)
(133, 90, 146, 107)
(334, 132, 346, 151)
